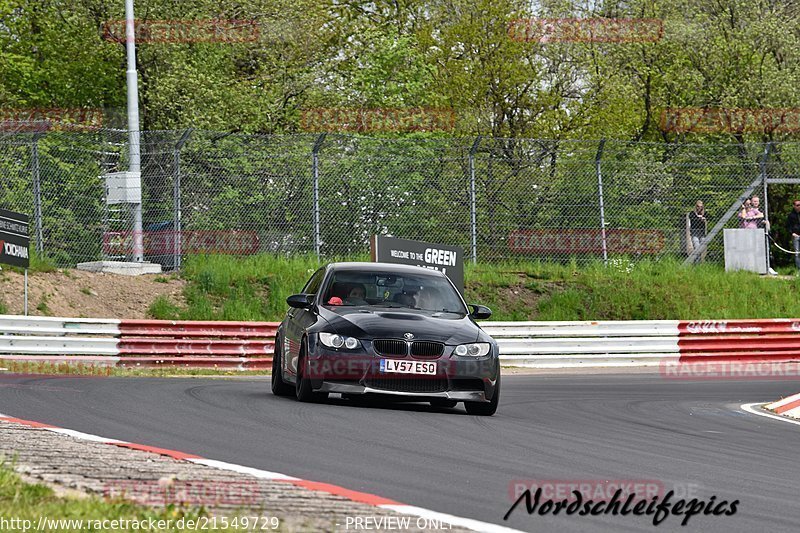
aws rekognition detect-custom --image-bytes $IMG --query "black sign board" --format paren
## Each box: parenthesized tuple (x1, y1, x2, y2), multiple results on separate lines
(371, 235, 465, 294)
(0, 208, 30, 268)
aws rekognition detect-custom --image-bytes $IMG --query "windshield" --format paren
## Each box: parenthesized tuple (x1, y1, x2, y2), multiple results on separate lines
(322, 270, 466, 314)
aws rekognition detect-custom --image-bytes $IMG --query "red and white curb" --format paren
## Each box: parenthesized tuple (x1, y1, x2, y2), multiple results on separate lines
(741, 394, 800, 428)
(0, 413, 521, 533)
(765, 392, 800, 418)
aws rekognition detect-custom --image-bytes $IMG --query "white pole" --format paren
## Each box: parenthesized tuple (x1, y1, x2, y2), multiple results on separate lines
(125, 0, 143, 262)
(24, 269, 28, 316)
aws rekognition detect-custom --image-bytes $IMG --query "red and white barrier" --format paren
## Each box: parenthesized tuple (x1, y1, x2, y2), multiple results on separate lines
(678, 319, 800, 362)
(2, 316, 800, 370)
(484, 319, 800, 368)
(0, 316, 277, 370)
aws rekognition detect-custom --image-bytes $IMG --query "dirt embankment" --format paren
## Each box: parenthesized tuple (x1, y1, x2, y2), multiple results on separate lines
(0, 268, 185, 319)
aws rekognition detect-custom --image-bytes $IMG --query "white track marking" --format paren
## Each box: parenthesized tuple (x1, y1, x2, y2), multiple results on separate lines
(379, 504, 523, 533)
(187, 458, 299, 481)
(741, 403, 800, 428)
(46, 427, 125, 443)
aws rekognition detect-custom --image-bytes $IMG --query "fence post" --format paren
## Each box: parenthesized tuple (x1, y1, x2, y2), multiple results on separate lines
(469, 136, 481, 264)
(173, 129, 193, 271)
(312, 133, 327, 258)
(595, 139, 608, 265)
(31, 134, 44, 254)
(761, 142, 773, 273)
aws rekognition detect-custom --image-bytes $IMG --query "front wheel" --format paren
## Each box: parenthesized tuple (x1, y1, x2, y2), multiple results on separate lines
(295, 342, 327, 403)
(271, 335, 294, 397)
(464, 374, 500, 416)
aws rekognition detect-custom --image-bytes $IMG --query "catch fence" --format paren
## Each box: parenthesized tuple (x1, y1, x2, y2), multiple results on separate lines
(2, 129, 799, 268)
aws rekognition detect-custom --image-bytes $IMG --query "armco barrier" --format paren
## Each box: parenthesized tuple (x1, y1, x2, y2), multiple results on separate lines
(1, 316, 799, 370)
(677, 319, 800, 361)
(0, 316, 276, 370)
(482, 320, 681, 368)
(484, 319, 800, 367)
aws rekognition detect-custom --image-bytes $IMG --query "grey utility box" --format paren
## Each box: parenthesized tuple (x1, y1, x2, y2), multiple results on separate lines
(103, 171, 142, 204)
(724, 228, 767, 274)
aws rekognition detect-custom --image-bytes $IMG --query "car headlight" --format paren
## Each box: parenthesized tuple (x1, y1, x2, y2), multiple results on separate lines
(454, 343, 491, 357)
(319, 332, 361, 350)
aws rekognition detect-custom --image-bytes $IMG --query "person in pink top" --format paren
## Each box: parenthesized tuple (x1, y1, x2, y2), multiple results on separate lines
(738, 196, 769, 230)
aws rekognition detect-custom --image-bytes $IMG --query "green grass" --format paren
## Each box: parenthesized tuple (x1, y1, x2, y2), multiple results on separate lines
(5, 250, 58, 274)
(0, 462, 239, 532)
(148, 254, 800, 322)
(148, 254, 364, 322)
(535, 258, 800, 320)
(35, 294, 51, 315)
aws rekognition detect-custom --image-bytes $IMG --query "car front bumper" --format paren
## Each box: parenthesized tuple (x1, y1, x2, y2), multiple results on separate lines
(305, 340, 499, 402)
(317, 381, 489, 402)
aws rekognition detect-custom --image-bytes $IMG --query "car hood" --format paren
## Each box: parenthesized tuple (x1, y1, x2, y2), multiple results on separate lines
(318, 306, 485, 345)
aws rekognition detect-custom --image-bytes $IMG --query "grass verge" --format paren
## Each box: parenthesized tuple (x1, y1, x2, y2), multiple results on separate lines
(0, 462, 237, 532)
(148, 254, 351, 322)
(148, 254, 800, 322)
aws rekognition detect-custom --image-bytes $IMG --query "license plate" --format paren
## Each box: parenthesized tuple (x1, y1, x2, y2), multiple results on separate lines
(380, 359, 437, 375)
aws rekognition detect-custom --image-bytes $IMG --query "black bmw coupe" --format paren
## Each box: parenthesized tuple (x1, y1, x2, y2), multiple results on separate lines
(272, 262, 500, 415)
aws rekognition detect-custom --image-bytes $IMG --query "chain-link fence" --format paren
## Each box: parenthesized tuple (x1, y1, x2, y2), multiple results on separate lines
(2, 129, 799, 269)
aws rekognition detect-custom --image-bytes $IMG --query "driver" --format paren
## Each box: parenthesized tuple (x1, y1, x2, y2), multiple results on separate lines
(392, 291, 416, 307)
(416, 286, 441, 310)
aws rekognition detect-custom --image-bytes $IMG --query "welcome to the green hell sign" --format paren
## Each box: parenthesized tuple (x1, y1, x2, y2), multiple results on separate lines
(0, 208, 30, 268)
(370, 235, 465, 294)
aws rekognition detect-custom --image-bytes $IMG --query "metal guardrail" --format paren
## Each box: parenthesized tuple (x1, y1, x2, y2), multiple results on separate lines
(482, 321, 681, 368)
(2, 316, 800, 370)
(0, 316, 275, 370)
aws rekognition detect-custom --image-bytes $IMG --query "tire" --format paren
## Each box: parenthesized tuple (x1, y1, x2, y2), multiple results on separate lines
(295, 342, 327, 403)
(430, 399, 458, 408)
(464, 374, 500, 416)
(271, 335, 294, 397)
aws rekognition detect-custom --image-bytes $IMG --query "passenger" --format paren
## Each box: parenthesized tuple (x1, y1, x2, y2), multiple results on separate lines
(345, 284, 368, 305)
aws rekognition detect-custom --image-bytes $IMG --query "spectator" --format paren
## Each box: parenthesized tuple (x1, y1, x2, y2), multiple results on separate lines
(737, 197, 769, 230)
(750, 196, 770, 231)
(686, 200, 707, 261)
(786, 199, 800, 270)
(738, 198, 753, 228)
(743, 196, 776, 275)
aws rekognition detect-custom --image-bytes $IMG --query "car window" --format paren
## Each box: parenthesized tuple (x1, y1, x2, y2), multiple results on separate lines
(322, 271, 466, 313)
(302, 268, 325, 295)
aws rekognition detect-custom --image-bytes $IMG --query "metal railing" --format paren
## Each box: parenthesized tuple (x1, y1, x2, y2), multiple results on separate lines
(4, 315, 800, 371)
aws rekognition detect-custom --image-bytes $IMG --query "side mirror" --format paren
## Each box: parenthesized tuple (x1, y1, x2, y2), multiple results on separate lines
(287, 294, 313, 309)
(470, 304, 492, 320)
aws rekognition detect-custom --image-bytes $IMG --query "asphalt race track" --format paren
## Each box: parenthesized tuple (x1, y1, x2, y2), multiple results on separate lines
(0, 372, 798, 532)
